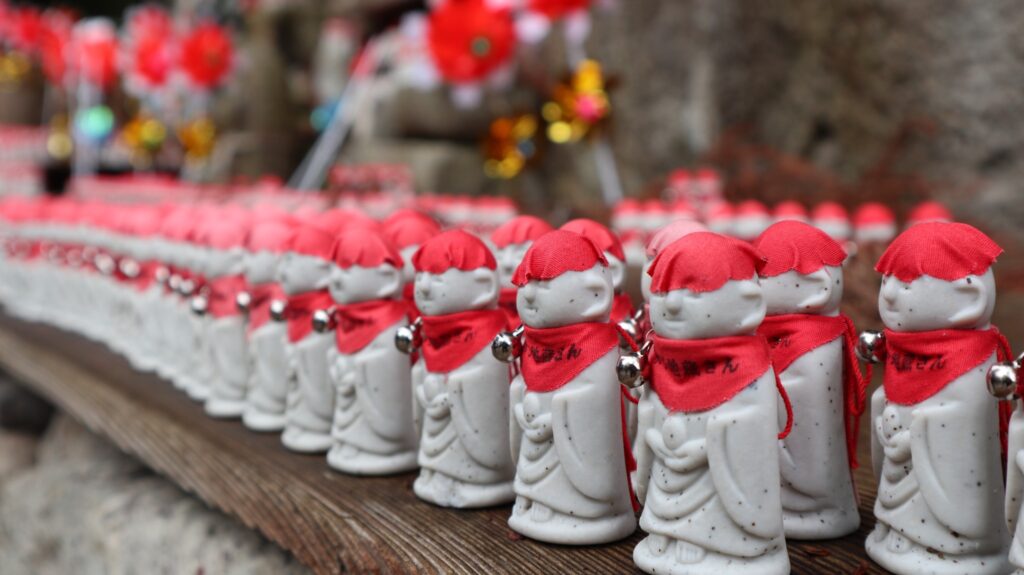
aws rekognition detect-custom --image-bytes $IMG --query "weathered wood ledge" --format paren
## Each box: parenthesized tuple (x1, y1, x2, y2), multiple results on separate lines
(0, 314, 883, 574)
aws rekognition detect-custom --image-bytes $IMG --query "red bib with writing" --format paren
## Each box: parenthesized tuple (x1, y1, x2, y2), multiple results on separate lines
(759, 313, 869, 468)
(247, 282, 284, 334)
(521, 322, 620, 393)
(208, 275, 249, 319)
(881, 328, 1008, 405)
(649, 334, 772, 412)
(334, 299, 409, 354)
(420, 309, 509, 373)
(284, 290, 334, 343)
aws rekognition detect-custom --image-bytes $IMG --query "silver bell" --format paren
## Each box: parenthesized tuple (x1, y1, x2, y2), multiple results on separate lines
(312, 309, 335, 333)
(855, 330, 885, 364)
(270, 299, 287, 322)
(119, 258, 140, 279)
(395, 318, 422, 355)
(492, 325, 524, 363)
(179, 279, 195, 297)
(988, 360, 1021, 401)
(190, 294, 208, 316)
(95, 253, 116, 276)
(617, 354, 644, 387)
(154, 266, 170, 285)
(235, 291, 252, 313)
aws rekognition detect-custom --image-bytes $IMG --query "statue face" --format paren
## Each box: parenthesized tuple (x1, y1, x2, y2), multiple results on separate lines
(650, 277, 766, 340)
(277, 252, 332, 295)
(495, 241, 531, 290)
(205, 247, 245, 278)
(414, 267, 498, 316)
(329, 263, 401, 304)
(244, 251, 280, 285)
(517, 265, 613, 329)
(761, 266, 844, 316)
(815, 221, 851, 242)
(878, 270, 995, 332)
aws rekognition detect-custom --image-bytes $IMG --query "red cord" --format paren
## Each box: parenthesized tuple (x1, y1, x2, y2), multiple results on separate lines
(774, 370, 794, 440)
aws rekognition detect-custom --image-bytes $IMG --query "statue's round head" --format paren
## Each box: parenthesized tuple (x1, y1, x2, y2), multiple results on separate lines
(245, 213, 294, 285)
(772, 200, 809, 224)
(875, 222, 1000, 332)
(277, 219, 340, 295)
(853, 202, 896, 244)
(513, 230, 613, 328)
(412, 229, 499, 316)
(906, 200, 952, 228)
(811, 202, 851, 242)
(491, 216, 552, 290)
(647, 232, 767, 340)
(329, 228, 403, 304)
(641, 219, 708, 302)
(733, 200, 772, 241)
(753, 221, 847, 316)
(560, 218, 626, 292)
(383, 209, 441, 283)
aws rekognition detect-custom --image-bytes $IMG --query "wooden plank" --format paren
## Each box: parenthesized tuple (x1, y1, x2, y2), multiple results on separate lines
(0, 314, 885, 574)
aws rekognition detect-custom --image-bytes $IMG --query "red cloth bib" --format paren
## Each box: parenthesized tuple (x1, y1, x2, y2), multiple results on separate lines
(247, 282, 284, 334)
(611, 293, 635, 324)
(498, 287, 519, 326)
(521, 322, 620, 393)
(134, 261, 162, 292)
(880, 327, 1009, 405)
(759, 313, 869, 468)
(284, 290, 334, 343)
(333, 299, 409, 354)
(649, 334, 772, 413)
(207, 275, 249, 319)
(420, 309, 509, 373)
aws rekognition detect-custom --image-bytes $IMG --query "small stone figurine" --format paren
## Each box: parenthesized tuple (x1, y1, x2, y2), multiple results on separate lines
(753, 221, 865, 539)
(325, 228, 419, 475)
(490, 216, 552, 326)
(858, 222, 1011, 574)
(279, 213, 347, 453)
(406, 230, 515, 507)
(382, 209, 442, 323)
(241, 212, 292, 432)
(560, 219, 634, 324)
(630, 232, 790, 575)
(504, 230, 635, 544)
(200, 211, 252, 418)
(989, 356, 1024, 573)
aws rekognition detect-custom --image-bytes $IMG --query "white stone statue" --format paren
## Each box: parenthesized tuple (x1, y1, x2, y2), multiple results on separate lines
(490, 216, 552, 326)
(507, 230, 635, 544)
(241, 215, 292, 432)
(278, 223, 340, 453)
(407, 230, 515, 507)
(632, 231, 790, 575)
(325, 229, 419, 475)
(753, 221, 863, 539)
(862, 222, 1011, 574)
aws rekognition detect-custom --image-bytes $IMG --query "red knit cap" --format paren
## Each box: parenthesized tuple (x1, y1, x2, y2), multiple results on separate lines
(559, 218, 626, 261)
(413, 229, 496, 273)
(812, 201, 849, 222)
(512, 230, 608, 286)
(736, 199, 769, 217)
(248, 213, 295, 253)
(491, 215, 553, 248)
(853, 202, 895, 228)
(875, 222, 1001, 282)
(907, 200, 952, 225)
(384, 211, 442, 249)
(649, 232, 766, 294)
(290, 222, 337, 260)
(753, 221, 846, 277)
(204, 211, 251, 250)
(331, 228, 403, 269)
(645, 219, 708, 259)
(773, 200, 808, 221)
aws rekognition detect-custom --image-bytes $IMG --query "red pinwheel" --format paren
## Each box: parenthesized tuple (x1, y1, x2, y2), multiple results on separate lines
(528, 0, 590, 20)
(7, 6, 43, 54)
(426, 0, 516, 84)
(179, 22, 234, 90)
(74, 19, 119, 89)
(38, 10, 73, 85)
(125, 6, 175, 89)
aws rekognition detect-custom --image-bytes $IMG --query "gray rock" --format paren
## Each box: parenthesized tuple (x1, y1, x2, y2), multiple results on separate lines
(0, 415, 309, 575)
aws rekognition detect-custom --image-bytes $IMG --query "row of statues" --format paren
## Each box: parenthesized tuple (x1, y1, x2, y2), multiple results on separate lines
(0, 194, 1019, 574)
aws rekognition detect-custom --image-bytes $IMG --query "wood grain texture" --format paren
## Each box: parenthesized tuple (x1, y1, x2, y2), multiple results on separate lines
(0, 314, 885, 574)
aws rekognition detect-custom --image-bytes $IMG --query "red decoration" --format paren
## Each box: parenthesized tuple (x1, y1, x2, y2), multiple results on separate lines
(648, 232, 766, 294)
(7, 6, 42, 54)
(74, 20, 119, 89)
(511, 230, 607, 286)
(38, 11, 73, 85)
(528, 0, 590, 20)
(753, 221, 847, 277)
(426, 0, 516, 84)
(180, 22, 233, 89)
(125, 6, 175, 89)
(521, 322, 619, 392)
(875, 222, 1002, 282)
